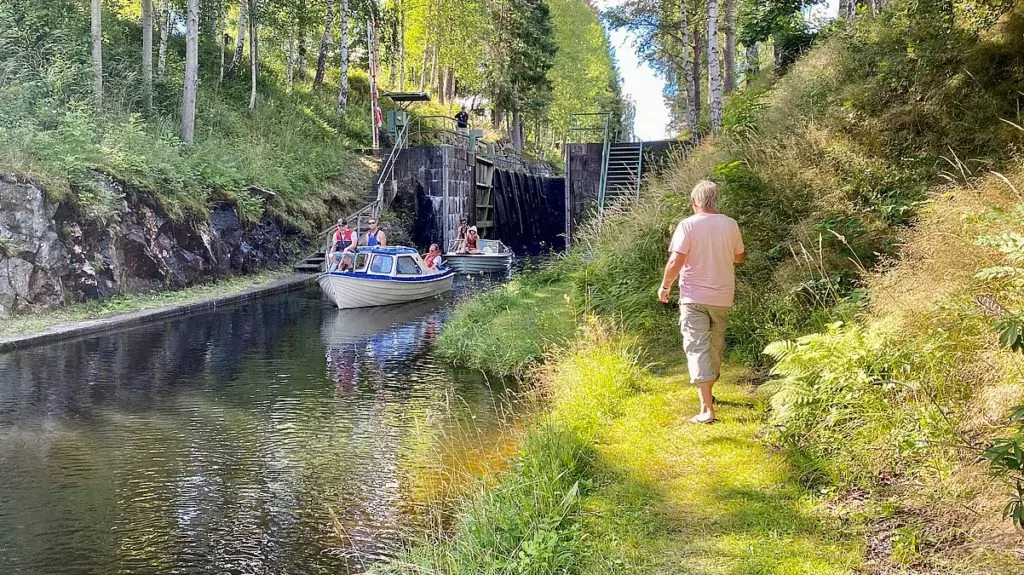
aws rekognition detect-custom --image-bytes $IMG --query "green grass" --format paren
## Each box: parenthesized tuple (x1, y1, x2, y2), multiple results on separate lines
(380, 322, 862, 574)
(436, 276, 576, 377)
(0, 269, 293, 338)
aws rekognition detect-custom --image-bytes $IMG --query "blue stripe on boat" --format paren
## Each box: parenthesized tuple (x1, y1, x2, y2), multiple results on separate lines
(323, 270, 454, 282)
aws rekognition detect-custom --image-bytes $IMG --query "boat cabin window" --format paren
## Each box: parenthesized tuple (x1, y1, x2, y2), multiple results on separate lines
(369, 254, 394, 274)
(353, 253, 369, 272)
(396, 256, 422, 275)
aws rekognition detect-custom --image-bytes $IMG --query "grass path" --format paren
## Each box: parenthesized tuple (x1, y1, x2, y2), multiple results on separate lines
(583, 359, 864, 574)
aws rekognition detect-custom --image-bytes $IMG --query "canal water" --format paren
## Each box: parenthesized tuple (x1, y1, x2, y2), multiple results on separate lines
(0, 284, 516, 574)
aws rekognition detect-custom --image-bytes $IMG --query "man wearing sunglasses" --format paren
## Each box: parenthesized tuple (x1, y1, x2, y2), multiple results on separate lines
(365, 218, 387, 247)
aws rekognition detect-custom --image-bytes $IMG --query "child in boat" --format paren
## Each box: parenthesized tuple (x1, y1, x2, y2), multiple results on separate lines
(457, 226, 482, 254)
(423, 244, 442, 269)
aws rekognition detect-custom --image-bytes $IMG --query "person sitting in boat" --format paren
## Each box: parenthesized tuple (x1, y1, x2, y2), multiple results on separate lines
(457, 226, 482, 254)
(365, 218, 387, 247)
(327, 219, 356, 271)
(453, 216, 468, 252)
(423, 243, 442, 269)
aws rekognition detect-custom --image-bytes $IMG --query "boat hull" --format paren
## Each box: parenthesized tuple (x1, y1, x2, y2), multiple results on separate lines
(443, 254, 512, 274)
(317, 271, 454, 309)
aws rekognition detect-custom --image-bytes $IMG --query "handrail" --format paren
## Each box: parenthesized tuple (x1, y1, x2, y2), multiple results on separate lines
(596, 115, 611, 225)
(376, 120, 410, 203)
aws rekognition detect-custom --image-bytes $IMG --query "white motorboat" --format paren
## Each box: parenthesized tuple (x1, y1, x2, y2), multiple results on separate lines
(317, 246, 454, 309)
(444, 239, 513, 274)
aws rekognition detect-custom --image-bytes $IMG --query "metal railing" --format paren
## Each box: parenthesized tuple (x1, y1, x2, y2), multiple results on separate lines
(375, 120, 410, 209)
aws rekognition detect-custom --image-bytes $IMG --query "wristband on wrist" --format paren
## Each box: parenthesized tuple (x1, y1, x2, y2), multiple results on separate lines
(659, 284, 670, 290)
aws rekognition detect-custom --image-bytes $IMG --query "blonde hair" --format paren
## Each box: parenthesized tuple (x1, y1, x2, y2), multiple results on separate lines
(691, 180, 719, 210)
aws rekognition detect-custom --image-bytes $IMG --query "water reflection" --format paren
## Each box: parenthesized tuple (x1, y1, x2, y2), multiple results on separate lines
(0, 287, 515, 574)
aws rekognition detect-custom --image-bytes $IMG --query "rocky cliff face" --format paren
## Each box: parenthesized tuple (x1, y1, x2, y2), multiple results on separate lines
(0, 174, 301, 319)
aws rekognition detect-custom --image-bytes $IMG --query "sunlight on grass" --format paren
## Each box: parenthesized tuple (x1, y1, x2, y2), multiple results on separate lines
(582, 362, 863, 574)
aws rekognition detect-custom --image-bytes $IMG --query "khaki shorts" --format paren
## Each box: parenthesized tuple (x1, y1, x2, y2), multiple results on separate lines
(679, 303, 731, 385)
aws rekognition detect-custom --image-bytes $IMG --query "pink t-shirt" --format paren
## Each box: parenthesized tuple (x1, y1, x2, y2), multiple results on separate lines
(668, 213, 744, 308)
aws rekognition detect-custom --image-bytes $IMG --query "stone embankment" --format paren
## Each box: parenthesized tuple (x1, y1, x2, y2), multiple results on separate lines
(0, 173, 303, 319)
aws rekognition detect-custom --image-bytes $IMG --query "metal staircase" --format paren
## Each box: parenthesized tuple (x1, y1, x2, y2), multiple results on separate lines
(598, 141, 643, 222)
(293, 122, 409, 273)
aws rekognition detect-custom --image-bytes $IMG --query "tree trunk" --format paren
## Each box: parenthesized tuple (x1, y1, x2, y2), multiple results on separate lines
(745, 42, 759, 84)
(679, 0, 697, 137)
(158, 0, 170, 78)
(491, 108, 503, 130)
(91, 0, 103, 109)
(430, 45, 438, 94)
(707, 0, 723, 132)
(511, 105, 523, 154)
(313, 0, 335, 90)
(226, 0, 246, 78)
(181, 0, 199, 143)
(398, 3, 406, 91)
(337, 0, 350, 115)
(220, 28, 227, 83)
(724, 0, 735, 92)
(248, 0, 258, 109)
(419, 44, 429, 92)
(297, 0, 308, 81)
(773, 41, 781, 68)
(692, 26, 702, 124)
(444, 66, 454, 101)
(286, 30, 295, 89)
(142, 0, 153, 109)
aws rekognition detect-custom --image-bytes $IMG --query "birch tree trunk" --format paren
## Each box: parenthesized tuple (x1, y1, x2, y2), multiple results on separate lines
(286, 31, 295, 89)
(419, 44, 429, 92)
(227, 0, 246, 78)
(430, 46, 439, 94)
(337, 0, 350, 115)
(220, 28, 227, 84)
(679, 0, 698, 137)
(248, 0, 258, 110)
(313, 0, 335, 90)
(724, 0, 736, 92)
(91, 0, 103, 109)
(692, 26, 702, 124)
(707, 0, 723, 132)
(142, 0, 153, 109)
(398, 3, 406, 91)
(745, 42, 759, 84)
(158, 0, 170, 78)
(181, 0, 199, 143)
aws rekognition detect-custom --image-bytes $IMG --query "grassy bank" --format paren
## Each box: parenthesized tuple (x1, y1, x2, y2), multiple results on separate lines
(382, 323, 863, 574)
(436, 274, 576, 377)
(401, 2, 1024, 571)
(0, 269, 294, 339)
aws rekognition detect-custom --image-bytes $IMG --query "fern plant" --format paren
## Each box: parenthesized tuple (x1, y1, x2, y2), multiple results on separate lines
(975, 202, 1024, 528)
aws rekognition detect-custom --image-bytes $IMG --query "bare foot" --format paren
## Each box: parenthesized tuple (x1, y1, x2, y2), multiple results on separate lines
(688, 413, 717, 424)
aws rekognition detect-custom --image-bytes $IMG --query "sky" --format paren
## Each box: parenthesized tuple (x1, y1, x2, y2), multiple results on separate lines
(597, 0, 839, 140)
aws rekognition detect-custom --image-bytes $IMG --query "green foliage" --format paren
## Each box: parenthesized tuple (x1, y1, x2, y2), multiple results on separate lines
(0, 0, 373, 230)
(435, 276, 576, 377)
(976, 202, 1024, 529)
(545, 0, 624, 135)
(982, 406, 1024, 529)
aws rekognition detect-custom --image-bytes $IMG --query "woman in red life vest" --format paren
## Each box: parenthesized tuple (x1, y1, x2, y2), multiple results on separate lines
(423, 243, 441, 269)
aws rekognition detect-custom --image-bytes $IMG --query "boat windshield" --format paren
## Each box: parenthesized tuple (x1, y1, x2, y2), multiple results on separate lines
(369, 254, 394, 274)
(396, 256, 423, 275)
